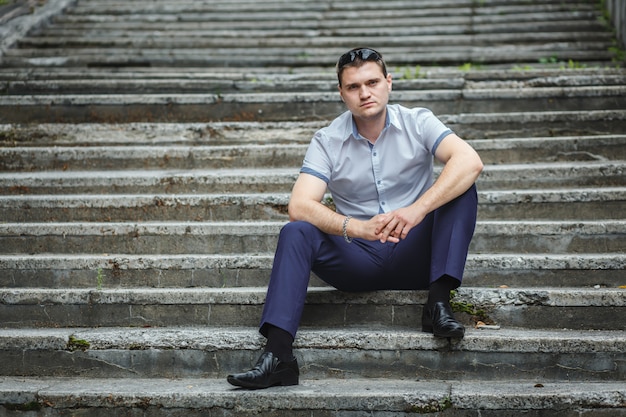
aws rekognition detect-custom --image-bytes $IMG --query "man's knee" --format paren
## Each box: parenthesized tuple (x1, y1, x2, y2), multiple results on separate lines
(438, 184, 478, 219)
(279, 221, 319, 241)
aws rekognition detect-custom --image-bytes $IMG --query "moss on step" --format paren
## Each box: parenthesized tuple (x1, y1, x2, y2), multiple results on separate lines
(450, 290, 492, 324)
(405, 396, 452, 413)
(67, 335, 90, 352)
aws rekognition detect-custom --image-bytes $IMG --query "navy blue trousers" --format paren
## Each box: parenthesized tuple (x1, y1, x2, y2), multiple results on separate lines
(260, 184, 478, 338)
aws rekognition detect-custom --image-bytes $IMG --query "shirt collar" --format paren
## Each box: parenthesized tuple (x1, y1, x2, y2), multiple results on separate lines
(344, 105, 402, 141)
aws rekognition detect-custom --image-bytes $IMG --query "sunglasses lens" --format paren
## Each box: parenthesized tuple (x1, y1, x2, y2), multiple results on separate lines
(360, 49, 375, 60)
(338, 48, 380, 67)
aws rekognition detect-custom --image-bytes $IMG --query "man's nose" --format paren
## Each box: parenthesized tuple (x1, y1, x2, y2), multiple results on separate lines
(359, 86, 371, 98)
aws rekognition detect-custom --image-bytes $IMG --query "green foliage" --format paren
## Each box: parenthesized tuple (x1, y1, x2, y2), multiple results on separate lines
(562, 59, 587, 70)
(539, 55, 559, 65)
(458, 62, 483, 71)
(609, 44, 626, 66)
(450, 290, 489, 322)
(396, 65, 425, 80)
(67, 335, 90, 352)
(405, 397, 452, 413)
(96, 268, 104, 290)
(594, 0, 626, 67)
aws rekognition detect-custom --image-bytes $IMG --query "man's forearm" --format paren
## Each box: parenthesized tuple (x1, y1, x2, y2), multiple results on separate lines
(289, 199, 346, 236)
(414, 151, 483, 216)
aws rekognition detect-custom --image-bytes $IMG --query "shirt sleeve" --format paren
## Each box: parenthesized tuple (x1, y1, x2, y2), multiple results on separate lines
(300, 130, 332, 184)
(416, 108, 453, 155)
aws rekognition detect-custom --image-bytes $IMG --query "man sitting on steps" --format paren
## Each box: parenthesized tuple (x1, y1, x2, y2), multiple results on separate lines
(227, 47, 484, 390)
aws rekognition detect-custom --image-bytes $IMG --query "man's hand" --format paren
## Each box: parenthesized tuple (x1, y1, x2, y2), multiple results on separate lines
(372, 205, 427, 243)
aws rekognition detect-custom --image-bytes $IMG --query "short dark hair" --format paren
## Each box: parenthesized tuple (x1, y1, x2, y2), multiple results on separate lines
(336, 48, 388, 86)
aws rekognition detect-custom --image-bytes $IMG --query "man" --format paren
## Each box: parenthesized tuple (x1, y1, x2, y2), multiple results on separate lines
(227, 47, 483, 390)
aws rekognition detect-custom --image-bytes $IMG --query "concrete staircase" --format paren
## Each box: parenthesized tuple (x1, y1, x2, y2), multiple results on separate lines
(0, 0, 625, 415)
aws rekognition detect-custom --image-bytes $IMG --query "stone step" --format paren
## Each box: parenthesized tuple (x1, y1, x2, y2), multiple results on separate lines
(3, 70, 625, 95)
(0, 120, 322, 146)
(0, 377, 624, 416)
(8, 31, 614, 51)
(1, 220, 623, 256)
(2, 137, 624, 176)
(0, 286, 623, 330)
(0, 147, 308, 172)
(23, 19, 612, 45)
(0, 188, 623, 222)
(17, 31, 615, 51)
(61, 0, 598, 15)
(1, 252, 623, 289)
(2, 112, 624, 146)
(0, 325, 624, 380)
(41, 4, 605, 37)
(1, 162, 623, 193)
(7, 42, 611, 60)
(41, 7, 605, 32)
(2, 87, 624, 123)
(471, 134, 626, 162)
(2, 66, 622, 82)
(1, 48, 615, 69)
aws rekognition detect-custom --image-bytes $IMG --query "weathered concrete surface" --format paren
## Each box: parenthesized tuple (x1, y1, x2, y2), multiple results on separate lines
(1, 252, 623, 289)
(2, 111, 624, 146)
(0, 0, 76, 58)
(1, 220, 623, 255)
(0, 286, 624, 330)
(0, 163, 622, 192)
(0, 0, 624, 414)
(1, 86, 625, 123)
(0, 327, 624, 381)
(0, 188, 623, 222)
(0, 377, 624, 416)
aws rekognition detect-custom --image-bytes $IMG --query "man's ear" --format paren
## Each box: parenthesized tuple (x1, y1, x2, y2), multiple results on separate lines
(387, 73, 393, 92)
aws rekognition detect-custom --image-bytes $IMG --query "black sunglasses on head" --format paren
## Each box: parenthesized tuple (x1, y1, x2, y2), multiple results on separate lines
(337, 48, 383, 68)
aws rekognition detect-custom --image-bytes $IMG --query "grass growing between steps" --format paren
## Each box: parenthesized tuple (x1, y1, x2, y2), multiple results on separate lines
(96, 268, 104, 290)
(405, 396, 452, 413)
(67, 335, 90, 352)
(450, 290, 492, 326)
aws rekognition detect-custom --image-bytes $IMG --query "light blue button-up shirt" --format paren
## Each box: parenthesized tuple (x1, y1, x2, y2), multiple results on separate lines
(300, 104, 452, 220)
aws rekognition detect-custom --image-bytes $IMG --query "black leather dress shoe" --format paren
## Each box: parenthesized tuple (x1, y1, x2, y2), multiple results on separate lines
(422, 301, 465, 338)
(227, 351, 299, 389)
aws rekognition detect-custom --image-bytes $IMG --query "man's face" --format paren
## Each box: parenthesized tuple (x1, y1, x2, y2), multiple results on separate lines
(338, 61, 393, 121)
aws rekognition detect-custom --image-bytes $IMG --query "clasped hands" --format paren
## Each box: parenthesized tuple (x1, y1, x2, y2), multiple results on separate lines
(357, 206, 425, 244)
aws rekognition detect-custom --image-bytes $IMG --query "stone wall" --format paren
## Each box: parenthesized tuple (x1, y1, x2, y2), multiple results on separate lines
(605, 0, 626, 49)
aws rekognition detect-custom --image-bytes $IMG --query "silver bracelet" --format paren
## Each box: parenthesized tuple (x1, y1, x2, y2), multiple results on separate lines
(342, 215, 353, 243)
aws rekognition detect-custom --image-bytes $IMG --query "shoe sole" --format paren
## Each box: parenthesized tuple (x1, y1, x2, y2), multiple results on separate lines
(422, 325, 465, 339)
(227, 372, 299, 390)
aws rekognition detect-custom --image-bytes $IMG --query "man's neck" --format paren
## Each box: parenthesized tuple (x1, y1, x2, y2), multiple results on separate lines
(354, 107, 387, 144)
